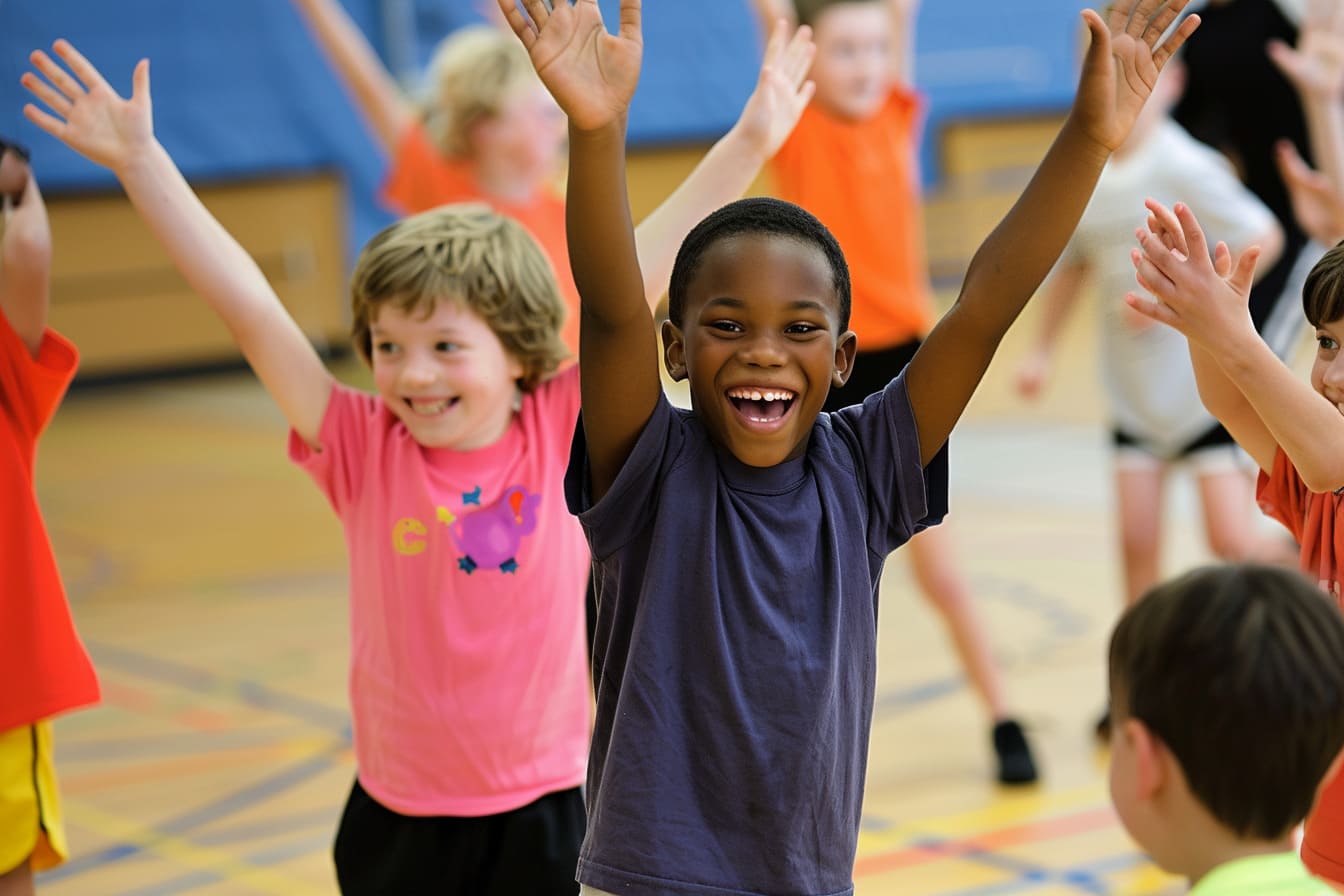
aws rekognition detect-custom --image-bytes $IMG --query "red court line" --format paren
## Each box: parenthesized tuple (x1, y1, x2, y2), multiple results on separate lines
(855, 805, 1118, 877)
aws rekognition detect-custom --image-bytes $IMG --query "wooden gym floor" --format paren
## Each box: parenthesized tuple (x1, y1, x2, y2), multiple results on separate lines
(29, 284, 1297, 895)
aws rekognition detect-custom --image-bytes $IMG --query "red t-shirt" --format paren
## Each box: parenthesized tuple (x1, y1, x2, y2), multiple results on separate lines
(380, 122, 580, 358)
(770, 87, 935, 350)
(1257, 448, 1344, 881)
(0, 310, 99, 731)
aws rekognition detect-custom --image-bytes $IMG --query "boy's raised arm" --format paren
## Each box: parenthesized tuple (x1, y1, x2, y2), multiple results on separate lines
(290, 0, 415, 157)
(633, 19, 814, 309)
(886, 0, 919, 87)
(498, 0, 658, 500)
(0, 150, 52, 356)
(904, 0, 1197, 465)
(21, 41, 334, 447)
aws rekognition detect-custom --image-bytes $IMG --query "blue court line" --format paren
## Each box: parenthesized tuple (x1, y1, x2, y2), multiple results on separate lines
(58, 726, 313, 761)
(44, 750, 341, 882)
(192, 807, 336, 848)
(87, 640, 352, 736)
(911, 837, 1110, 896)
(109, 832, 335, 896)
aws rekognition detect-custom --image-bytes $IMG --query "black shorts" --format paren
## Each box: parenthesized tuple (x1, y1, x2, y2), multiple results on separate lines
(823, 339, 922, 413)
(1112, 419, 1236, 462)
(333, 779, 584, 895)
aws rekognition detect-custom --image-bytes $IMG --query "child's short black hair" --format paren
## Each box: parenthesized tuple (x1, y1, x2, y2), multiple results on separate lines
(1303, 239, 1344, 328)
(1109, 564, 1344, 840)
(667, 196, 851, 330)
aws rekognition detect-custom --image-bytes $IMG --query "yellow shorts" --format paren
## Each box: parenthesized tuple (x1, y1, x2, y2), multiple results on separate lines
(0, 722, 68, 874)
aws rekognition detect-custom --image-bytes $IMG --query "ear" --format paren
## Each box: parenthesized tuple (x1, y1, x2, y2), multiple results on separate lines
(662, 319, 688, 382)
(505, 350, 526, 385)
(832, 329, 858, 387)
(1125, 718, 1168, 801)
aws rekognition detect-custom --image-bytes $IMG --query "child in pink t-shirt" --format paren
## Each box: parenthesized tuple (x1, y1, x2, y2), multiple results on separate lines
(20, 29, 816, 893)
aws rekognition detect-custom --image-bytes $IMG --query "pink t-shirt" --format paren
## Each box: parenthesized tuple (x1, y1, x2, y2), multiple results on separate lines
(290, 365, 589, 816)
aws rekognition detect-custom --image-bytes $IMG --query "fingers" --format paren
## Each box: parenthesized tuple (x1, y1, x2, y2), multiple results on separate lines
(27, 48, 85, 106)
(617, 0, 641, 44)
(1124, 290, 1180, 328)
(1140, 0, 1183, 46)
(1172, 201, 1210, 263)
(1276, 138, 1320, 186)
(1078, 8, 1112, 77)
(22, 103, 66, 142)
(1152, 13, 1199, 70)
(132, 58, 151, 104)
(51, 39, 112, 94)
(781, 25, 815, 88)
(1131, 241, 1179, 296)
(1227, 245, 1261, 295)
(761, 17, 787, 68)
(19, 70, 73, 121)
(1213, 241, 1232, 278)
(1143, 197, 1187, 255)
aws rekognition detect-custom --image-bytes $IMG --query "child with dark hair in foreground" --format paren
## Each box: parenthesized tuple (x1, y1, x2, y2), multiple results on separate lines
(1108, 563, 1344, 894)
(499, 0, 1195, 893)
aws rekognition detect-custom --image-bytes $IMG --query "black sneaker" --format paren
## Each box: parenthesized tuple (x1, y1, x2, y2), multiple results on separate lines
(992, 719, 1038, 785)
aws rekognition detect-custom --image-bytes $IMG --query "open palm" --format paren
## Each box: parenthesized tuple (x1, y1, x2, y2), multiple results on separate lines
(735, 21, 815, 158)
(499, 0, 642, 132)
(1072, 0, 1198, 152)
(22, 40, 153, 174)
(1268, 0, 1344, 101)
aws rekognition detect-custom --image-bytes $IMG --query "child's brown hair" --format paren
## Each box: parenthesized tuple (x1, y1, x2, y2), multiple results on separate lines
(349, 204, 568, 391)
(1303, 239, 1344, 329)
(419, 25, 541, 159)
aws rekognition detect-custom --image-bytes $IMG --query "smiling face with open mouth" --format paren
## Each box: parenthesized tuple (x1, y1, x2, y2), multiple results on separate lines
(369, 299, 524, 450)
(664, 233, 856, 468)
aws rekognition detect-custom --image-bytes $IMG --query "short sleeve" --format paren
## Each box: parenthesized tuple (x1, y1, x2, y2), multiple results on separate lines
(288, 383, 378, 515)
(1256, 448, 1308, 542)
(0, 308, 77, 442)
(829, 371, 948, 555)
(564, 394, 690, 561)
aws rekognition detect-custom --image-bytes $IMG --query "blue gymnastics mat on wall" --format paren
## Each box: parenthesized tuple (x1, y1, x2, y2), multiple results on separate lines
(0, 0, 1084, 257)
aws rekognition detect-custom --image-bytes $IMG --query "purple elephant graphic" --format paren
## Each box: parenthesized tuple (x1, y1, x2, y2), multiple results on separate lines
(446, 486, 540, 574)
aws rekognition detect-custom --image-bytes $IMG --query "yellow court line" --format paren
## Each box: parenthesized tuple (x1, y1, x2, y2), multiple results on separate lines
(64, 798, 328, 896)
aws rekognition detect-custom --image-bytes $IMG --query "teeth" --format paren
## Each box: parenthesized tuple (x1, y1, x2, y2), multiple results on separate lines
(409, 399, 449, 415)
(728, 388, 794, 401)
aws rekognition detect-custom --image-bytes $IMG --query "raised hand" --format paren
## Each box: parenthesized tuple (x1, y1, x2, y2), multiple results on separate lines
(1072, 0, 1199, 153)
(1125, 200, 1260, 354)
(497, 0, 642, 132)
(1267, 0, 1344, 102)
(733, 20, 815, 159)
(21, 41, 153, 174)
(1276, 139, 1344, 246)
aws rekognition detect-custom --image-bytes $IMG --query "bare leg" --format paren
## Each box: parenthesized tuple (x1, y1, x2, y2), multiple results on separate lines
(1195, 466, 1298, 566)
(1115, 464, 1166, 609)
(907, 524, 1008, 720)
(0, 859, 35, 896)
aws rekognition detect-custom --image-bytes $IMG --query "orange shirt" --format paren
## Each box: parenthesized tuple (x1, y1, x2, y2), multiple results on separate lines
(381, 121, 580, 358)
(770, 88, 934, 350)
(0, 310, 99, 731)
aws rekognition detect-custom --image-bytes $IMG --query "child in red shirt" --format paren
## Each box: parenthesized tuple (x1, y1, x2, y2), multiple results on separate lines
(0, 142, 99, 894)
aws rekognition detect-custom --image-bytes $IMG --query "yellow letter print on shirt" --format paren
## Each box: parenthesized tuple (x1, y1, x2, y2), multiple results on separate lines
(392, 517, 428, 556)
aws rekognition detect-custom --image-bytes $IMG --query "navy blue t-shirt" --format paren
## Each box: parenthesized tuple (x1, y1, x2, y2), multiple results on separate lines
(565, 371, 948, 896)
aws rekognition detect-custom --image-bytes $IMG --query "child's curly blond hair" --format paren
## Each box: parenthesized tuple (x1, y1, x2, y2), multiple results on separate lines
(418, 25, 541, 159)
(349, 204, 568, 391)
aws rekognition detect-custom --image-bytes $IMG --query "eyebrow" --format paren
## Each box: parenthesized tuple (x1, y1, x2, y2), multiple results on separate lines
(702, 297, 833, 315)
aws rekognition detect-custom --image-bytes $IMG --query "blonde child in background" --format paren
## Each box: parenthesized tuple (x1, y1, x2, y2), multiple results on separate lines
(18, 30, 815, 891)
(1106, 563, 1344, 896)
(291, 0, 818, 353)
(1015, 58, 1292, 739)
(748, 0, 1037, 784)
(1129, 195, 1344, 887)
(498, 0, 1194, 893)
(0, 142, 100, 896)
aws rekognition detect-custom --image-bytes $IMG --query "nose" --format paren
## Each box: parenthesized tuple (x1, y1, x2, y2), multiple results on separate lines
(1327, 354, 1344, 390)
(399, 352, 438, 388)
(738, 332, 787, 368)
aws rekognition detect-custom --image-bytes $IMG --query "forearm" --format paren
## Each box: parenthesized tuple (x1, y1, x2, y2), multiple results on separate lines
(0, 200, 52, 356)
(887, 0, 917, 87)
(291, 0, 410, 154)
(567, 120, 646, 327)
(633, 125, 767, 310)
(1216, 335, 1344, 491)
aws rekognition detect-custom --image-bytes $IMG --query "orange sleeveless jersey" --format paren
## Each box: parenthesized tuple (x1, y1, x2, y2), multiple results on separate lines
(769, 88, 934, 350)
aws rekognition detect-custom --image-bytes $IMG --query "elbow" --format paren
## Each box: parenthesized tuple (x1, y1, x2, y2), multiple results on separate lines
(1300, 464, 1344, 495)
